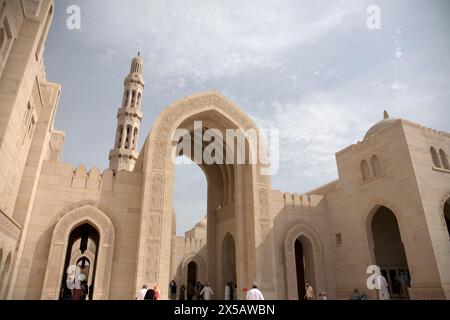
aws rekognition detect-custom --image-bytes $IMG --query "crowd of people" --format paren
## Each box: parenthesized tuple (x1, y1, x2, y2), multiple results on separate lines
(136, 280, 265, 300)
(135, 272, 410, 300)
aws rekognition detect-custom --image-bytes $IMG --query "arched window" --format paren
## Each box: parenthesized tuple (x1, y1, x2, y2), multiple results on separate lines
(132, 127, 138, 150)
(125, 125, 132, 149)
(0, 252, 11, 290)
(0, 28, 5, 54)
(361, 160, 370, 181)
(430, 147, 441, 168)
(439, 149, 450, 170)
(35, 6, 54, 60)
(137, 92, 141, 107)
(116, 125, 123, 148)
(122, 90, 129, 107)
(131, 90, 136, 107)
(371, 155, 382, 177)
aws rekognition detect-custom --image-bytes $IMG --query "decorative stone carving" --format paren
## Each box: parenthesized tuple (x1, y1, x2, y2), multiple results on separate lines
(150, 174, 164, 210)
(148, 214, 161, 239)
(145, 243, 159, 283)
(259, 188, 269, 220)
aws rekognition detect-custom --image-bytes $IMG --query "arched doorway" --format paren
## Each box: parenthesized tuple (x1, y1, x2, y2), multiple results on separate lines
(444, 198, 450, 237)
(222, 233, 237, 299)
(60, 223, 99, 300)
(137, 93, 272, 299)
(371, 206, 410, 299)
(294, 236, 315, 300)
(41, 203, 115, 300)
(284, 223, 326, 300)
(294, 239, 306, 300)
(187, 261, 197, 285)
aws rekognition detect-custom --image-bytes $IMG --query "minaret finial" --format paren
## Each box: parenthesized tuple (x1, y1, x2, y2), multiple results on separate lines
(137, 51, 140, 57)
(383, 110, 389, 120)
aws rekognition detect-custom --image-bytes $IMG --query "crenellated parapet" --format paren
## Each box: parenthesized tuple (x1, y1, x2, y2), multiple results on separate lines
(271, 189, 326, 213)
(40, 161, 143, 191)
(183, 237, 206, 250)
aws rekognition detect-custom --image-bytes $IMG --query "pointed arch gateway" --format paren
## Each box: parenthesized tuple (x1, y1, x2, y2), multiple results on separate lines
(284, 222, 326, 300)
(41, 204, 115, 300)
(136, 92, 274, 299)
(367, 204, 410, 299)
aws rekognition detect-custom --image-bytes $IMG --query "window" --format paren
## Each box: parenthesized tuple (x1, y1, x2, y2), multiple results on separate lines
(137, 92, 141, 107)
(123, 90, 129, 107)
(0, 27, 5, 54)
(117, 126, 123, 148)
(27, 116, 36, 138)
(430, 147, 441, 168)
(0, 17, 13, 63)
(131, 90, 136, 107)
(371, 155, 382, 177)
(132, 127, 138, 150)
(361, 160, 370, 181)
(335, 233, 342, 246)
(125, 126, 131, 149)
(23, 102, 32, 126)
(439, 149, 450, 170)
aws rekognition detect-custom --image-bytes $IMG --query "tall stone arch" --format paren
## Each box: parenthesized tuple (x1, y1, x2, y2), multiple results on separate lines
(136, 91, 274, 299)
(362, 199, 406, 267)
(41, 204, 115, 300)
(284, 222, 326, 300)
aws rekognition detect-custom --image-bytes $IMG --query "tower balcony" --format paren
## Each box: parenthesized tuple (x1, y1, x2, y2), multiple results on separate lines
(116, 107, 143, 120)
(108, 148, 139, 161)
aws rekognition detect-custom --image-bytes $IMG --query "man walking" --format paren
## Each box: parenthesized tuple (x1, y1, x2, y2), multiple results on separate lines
(376, 274, 390, 300)
(200, 282, 214, 300)
(246, 282, 264, 300)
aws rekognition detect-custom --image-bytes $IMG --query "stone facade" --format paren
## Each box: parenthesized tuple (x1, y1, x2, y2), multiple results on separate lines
(1, 0, 450, 300)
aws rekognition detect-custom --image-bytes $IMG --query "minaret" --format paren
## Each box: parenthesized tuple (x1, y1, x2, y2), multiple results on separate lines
(109, 53, 145, 171)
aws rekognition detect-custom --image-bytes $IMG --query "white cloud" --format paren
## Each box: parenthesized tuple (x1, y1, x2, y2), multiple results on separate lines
(391, 80, 408, 90)
(252, 97, 370, 179)
(83, 0, 359, 83)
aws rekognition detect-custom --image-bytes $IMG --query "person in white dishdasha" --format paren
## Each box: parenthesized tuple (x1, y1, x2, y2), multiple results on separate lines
(246, 282, 264, 300)
(135, 284, 148, 300)
(200, 282, 214, 300)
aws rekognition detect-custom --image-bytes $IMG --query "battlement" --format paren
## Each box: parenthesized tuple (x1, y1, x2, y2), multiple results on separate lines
(40, 160, 142, 191)
(271, 189, 325, 210)
(420, 124, 450, 139)
(183, 237, 206, 249)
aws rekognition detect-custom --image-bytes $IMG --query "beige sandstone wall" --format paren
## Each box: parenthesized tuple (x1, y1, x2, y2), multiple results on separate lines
(327, 120, 446, 299)
(11, 161, 143, 299)
(403, 122, 450, 298)
(270, 189, 336, 299)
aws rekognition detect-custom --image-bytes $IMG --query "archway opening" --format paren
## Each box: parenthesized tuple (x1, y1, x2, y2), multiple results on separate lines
(174, 156, 207, 236)
(294, 235, 315, 300)
(187, 261, 197, 300)
(222, 233, 237, 300)
(444, 198, 450, 237)
(294, 239, 306, 300)
(60, 223, 99, 300)
(371, 206, 410, 299)
(167, 108, 256, 299)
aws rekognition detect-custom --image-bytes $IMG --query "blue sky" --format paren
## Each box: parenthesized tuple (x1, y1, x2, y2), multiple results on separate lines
(44, 0, 450, 234)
